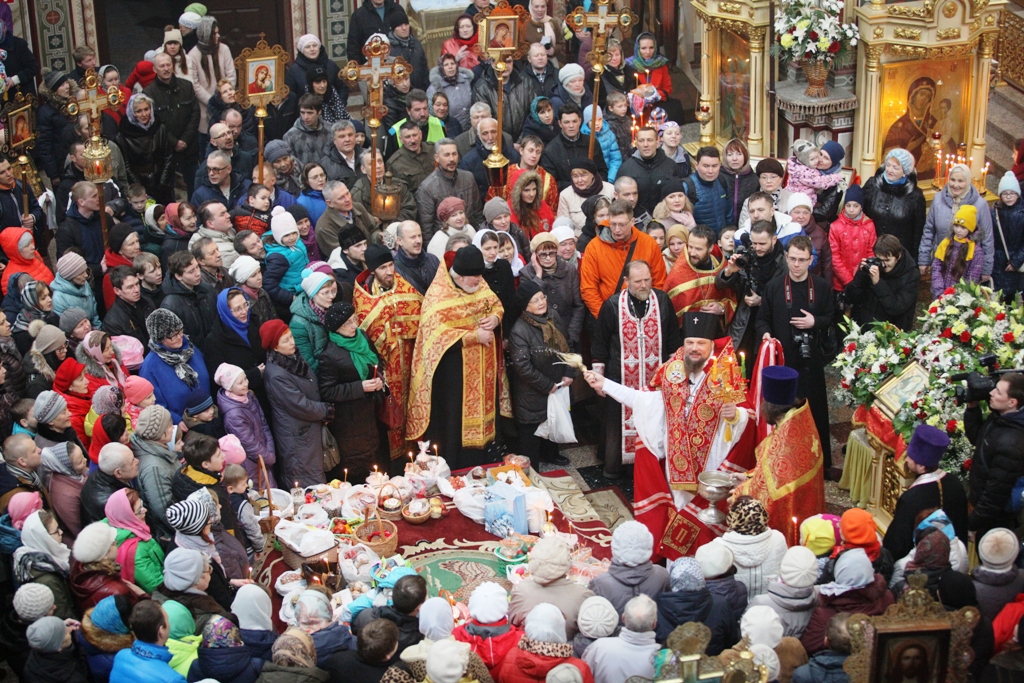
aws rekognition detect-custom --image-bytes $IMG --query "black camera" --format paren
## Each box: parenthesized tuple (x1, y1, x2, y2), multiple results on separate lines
(733, 232, 753, 269)
(792, 330, 814, 361)
(862, 256, 884, 271)
(951, 354, 1018, 405)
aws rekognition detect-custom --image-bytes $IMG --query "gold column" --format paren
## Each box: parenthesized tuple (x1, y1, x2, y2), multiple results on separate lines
(970, 32, 998, 178)
(855, 43, 884, 182)
(747, 27, 766, 156)
(699, 15, 717, 145)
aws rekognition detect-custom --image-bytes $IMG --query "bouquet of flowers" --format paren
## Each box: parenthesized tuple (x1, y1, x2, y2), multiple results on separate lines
(833, 320, 910, 408)
(771, 0, 859, 67)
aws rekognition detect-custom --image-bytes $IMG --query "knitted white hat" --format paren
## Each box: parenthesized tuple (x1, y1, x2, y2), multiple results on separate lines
(611, 521, 653, 567)
(979, 528, 1021, 572)
(779, 545, 820, 588)
(270, 205, 298, 243)
(72, 522, 118, 564)
(13, 583, 55, 622)
(695, 540, 734, 579)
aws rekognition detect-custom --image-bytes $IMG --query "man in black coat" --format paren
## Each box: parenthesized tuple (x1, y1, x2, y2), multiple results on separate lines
(844, 234, 919, 331)
(0, 23, 38, 96)
(518, 43, 559, 100)
(592, 261, 681, 479)
(966, 372, 1024, 540)
(54, 141, 122, 224)
(79, 443, 137, 527)
(145, 53, 201, 197)
(882, 424, 969, 563)
(618, 127, 684, 216)
(348, 0, 403, 64)
(755, 235, 835, 471)
(387, 9, 429, 92)
(102, 266, 154, 348)
(0, 157, 42, 243)
(540, 102, 607, 191)
(160, 251, 216, 346)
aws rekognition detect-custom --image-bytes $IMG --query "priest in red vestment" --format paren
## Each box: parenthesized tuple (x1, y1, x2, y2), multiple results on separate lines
(665, 224, 737, 332)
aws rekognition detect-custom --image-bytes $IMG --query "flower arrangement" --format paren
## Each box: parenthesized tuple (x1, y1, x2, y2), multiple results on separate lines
(833, 282, 1024, 477)
(771, 0, 859, 67)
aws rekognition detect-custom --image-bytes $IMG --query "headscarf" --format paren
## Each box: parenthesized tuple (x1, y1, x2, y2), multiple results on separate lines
(16, 510, 71, 573)
(819, 547, 874, 596)
(418, 597, 455, 641)
(670, 557, 706, 592)
(293, 590, 332, 632)
(165, 203, 189, 237)
(8, 492, 43, 529)
(273, 628, 317, 668)
(91, 595, 131, 635)
(914, 509, 957, 544)
(569, 158, 604, 200)
(82, 331, 128, 386)
(906, 529, 952, 573)
(626, 32, 668, 71)
(839, 508, 881, 562)
(163, 600, 196, 640)
(13, 280, 48, 334)
(727, 497, 769, 536)
(38, 444, 83, 489)
(524, 603, 566, 643)
(126, 93, 156, 131)
(216, 288, 251, 347)
(232, 584, 274, 631)
(528, 96, 552, 126)
(105, 489, 151, 541)
(438, 52, 460, 85)
(202, 615, 244, 648)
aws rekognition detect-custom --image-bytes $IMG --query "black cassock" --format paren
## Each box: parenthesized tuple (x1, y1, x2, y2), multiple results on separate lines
(882, 474, 970, 562)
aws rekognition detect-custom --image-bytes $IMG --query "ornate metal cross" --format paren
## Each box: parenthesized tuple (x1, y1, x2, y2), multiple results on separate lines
(65, 68, 124, 137)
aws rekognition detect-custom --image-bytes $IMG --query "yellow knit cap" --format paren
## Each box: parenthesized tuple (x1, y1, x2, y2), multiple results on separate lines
(953, 204, 977, 233)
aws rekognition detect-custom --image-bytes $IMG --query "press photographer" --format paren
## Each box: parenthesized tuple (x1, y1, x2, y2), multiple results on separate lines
(717, 219, 786, 364)
(755, 236, 836, 474)
(843, 234, 920, 331)
(964, 371, 1024, 540)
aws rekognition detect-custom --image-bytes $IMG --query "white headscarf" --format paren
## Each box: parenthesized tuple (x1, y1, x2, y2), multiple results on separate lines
(15, 511, 71, 572)
(525, 603, 566, 643)
(232, 583, 274, 631)
(819, 547, 875, 597)
(418, 597, 455, 641)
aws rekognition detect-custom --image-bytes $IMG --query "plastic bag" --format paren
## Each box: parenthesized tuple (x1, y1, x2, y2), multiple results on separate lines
(535, 386, 577, 444)
(453, 486, 488, 523)
(338, 543, 380, 584)
(524, 488, 555, 533)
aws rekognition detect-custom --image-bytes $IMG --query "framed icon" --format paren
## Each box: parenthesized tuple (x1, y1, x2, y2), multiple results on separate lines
(477, 0, 530, 60)
(234, 34, 291, 110)
(873, 361, 930, 419)
(1, 92, 36, 155)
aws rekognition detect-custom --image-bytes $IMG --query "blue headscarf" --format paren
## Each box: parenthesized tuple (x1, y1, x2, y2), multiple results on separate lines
(216, 288, 251, 347)
(626, 32, 668, 72)
(91, 596, 130, 634)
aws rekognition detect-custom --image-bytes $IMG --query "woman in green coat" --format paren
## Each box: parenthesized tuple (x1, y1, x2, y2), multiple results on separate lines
(103, 488, 165, 593)
(288, 270, 337, 372)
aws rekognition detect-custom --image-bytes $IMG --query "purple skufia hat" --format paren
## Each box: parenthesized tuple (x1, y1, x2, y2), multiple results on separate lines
(906, 424, 950, 469)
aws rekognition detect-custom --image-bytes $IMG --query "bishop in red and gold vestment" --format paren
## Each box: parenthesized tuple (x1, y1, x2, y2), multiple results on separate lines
(735, 365, 825, 543)
(353, 245, 423, 463)
(586, 312, 756, 560)
(407, 246, 511, 469)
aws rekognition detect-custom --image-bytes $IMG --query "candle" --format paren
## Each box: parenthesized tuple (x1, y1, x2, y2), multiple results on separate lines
(372, 364, 378, 379)
(409, 452, 414, 463)
(792, 516, 799, 546)
(739, 352, 746, 378)
(344, 468, 348, 482)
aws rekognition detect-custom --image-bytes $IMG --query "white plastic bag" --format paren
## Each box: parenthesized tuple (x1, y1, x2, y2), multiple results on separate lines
(453, 486, 488, 523)
(524, 487, 555, 533)
(338, 543, 380, 584)
(535, 386, 577, 443)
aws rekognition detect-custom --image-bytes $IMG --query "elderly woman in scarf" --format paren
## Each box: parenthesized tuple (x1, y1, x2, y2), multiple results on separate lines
(397, 597, 494, 682)
(187, 614, 263, 683)
(264, 628, 324, 682)
(291, 588, 356, 666)
(889, 509, 969, 587)
(139, 309, 210, 424)
(114, 93, 176, 203)
(39, 443, 88, 540)
(232, 583, 277, 660)
(500, 603, 595, 683)
(75, 331, 129, 394)
(556, 158, 614, 231)
(717, 497, 788, 600)
(52, 358, 92, 445)
(12, 281, 59, 356)
(14, 510, 75, 618)
(892, 524, 977, 607)
(156, 545, 236, 634)
(104, 488, 165, 593)
(654, 557, 737, 654)
(801, 548, 894, 654)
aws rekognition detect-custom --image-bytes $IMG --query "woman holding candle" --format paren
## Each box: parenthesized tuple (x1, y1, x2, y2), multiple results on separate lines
(318, 302, 385, 483)
(626, 32, 685, 125)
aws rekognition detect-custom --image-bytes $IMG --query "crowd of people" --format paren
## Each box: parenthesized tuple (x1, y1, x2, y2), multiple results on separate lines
(0, 0, 1018, 681)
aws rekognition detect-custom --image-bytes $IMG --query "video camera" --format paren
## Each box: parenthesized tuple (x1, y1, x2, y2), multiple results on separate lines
(733, 233, 759, 295)
(952, 354, 1024, 405)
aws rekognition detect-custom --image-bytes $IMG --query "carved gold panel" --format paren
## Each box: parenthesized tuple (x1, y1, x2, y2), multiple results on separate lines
(943, 1, 959, 17)
(938, 27, 962, 39)
(720, 2, 742, 14)
(895, 27, 922, 39)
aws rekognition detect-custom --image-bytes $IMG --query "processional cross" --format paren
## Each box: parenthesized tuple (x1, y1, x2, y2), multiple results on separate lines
(565, 0, 638, 157)
(343, 36, 412, 212)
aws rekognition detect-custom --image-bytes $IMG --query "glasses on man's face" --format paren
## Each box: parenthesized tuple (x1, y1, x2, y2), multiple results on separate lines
(787, 255, 811, 264)
(207, 165, 229, 174)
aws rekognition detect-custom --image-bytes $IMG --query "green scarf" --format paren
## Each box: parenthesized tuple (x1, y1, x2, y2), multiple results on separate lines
(328, 330, 379, 380)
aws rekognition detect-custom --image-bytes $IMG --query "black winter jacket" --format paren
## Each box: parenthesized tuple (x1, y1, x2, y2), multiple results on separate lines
(160, 276, 216, 345)
(460, 137, 521, 199)
(0, 34, 37, 97)
(592, 290, 680, 382)
(36, 99, 76, 181)
(862, 168, 927, 261)
(115, 118, 176, 204)
(318, 333, 381, 482)
(844, 247, 920, 331)
(519, 258, 586, 346)
(144, 74, 201, 157)
(509, 311, 575, 424)
(387, 32, 429, 92)
(541, 132, 608, 192)
(519, 62, 559, 101)
(286, 46, 348, 104)
(966, 404, 1024, 536)
(347, 0, 403, 64)
(203, 316, 268, 407)
(654, 589, 738, 653)
(79, 470, 130, 528)
(472, 64, 535, 141)
(101, 296, 155, 348)
(618, 149, 685, 216)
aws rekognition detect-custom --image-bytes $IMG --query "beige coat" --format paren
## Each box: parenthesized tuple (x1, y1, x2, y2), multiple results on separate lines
(186, 43, 237, 134)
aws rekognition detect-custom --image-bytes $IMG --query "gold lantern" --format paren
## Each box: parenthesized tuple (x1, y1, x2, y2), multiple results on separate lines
(372, 172, 402, 221)
(82, 135, 112, 243)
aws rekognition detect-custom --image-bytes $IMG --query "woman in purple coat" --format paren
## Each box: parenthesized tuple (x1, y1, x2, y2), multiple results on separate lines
(214, 362, 276, 488)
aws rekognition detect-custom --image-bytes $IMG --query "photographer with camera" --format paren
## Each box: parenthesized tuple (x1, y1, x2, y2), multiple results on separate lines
(717, 219, 786, 364)
(965, 372, 1024, 540)
(843, 234, 920, 331)
(755, 236, 836, 474)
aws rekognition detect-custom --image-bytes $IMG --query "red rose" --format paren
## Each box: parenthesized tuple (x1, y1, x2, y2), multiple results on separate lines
(880, 364, 888, 373)
(918, 411, 927, 419)
(809, 30, 818, 40)
(944, 287, 956, 296)
(963, 458, 973, 471)
(974, 307, 984, 317)
(902, 347, 912, 356)
(789, 27, 796, 33)
(946, 419, 958, 433)
(845, 342, 857, 353)
(976, 344, 984, 352)
(941, 328, 953, 338)
(960, 330, 971, 343)
(805, 51, 813, 59)
(1005, 332, 1016, 343)
(828, 41, 840, 53)
(841, 379, 850, 389)
(928, 306, 938, 314)
(997, 313, 1007, 321)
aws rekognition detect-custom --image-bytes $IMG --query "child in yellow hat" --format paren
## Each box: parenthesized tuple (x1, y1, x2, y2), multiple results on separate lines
(931, 204, 983, 297)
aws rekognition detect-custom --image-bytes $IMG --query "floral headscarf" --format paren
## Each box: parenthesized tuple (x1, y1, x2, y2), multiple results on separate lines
(273, 627, 317, 668)
(201, 615, 244, 648)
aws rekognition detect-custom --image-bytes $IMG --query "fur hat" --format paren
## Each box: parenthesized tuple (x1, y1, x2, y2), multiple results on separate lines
(228, 255, 261, 284)
(27, 616, 67, 653)
(72, 522, 118, 564)
(452, 245, 485, 277)
(695, 539, 734, 578)
(270, 205, 299, 243)
(13, 583, 55, 622)
(576, 596, 618, 639)
(33, 324, 67, 355)
(779, 545, 819, 588)
(979, 528, 1021, 572)
(56, 253, 88, 280)
(146, 309, 183, 344)
(214, 363, 246, 392)
(755, 158, 784, 178)
(338, 226, 366, 251)
(33, 391, 67, 425)
(260, 319, 290, 351)
(999, 171, 1022, 197)
(611, 520, 654, 567)
(136, 405, 171, 441)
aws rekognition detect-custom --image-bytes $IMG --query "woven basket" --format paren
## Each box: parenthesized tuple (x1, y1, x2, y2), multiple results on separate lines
(377, 482, 404, 521)
(354, 507, 399, 557)
(802, 61, 831, 98)
(280, 540, 339, 570)
(402, 502, 431, 525)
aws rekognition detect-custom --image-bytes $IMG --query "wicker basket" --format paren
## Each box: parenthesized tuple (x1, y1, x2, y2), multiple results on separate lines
(402, 502, 431, 525)
(354, 507, 399, 557)
(802, 60, 831, 98)
(377, 483, 404, 521)
(280, 539, 339, 570)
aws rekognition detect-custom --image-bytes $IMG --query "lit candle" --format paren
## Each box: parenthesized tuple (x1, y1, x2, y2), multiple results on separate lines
(792, 516, 799, 546)
(344, 468, 348, 482)
(409, 452, 414, 463)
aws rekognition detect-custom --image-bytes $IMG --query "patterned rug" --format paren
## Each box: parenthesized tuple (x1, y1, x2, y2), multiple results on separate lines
(584, 487, 634, 532)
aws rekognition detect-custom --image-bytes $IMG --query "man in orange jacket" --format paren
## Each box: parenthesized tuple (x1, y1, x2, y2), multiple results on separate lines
(579, 200, 667, 318)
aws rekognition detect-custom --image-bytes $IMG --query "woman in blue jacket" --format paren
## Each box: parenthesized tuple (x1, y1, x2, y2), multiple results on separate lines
(139, 309, 209, 424)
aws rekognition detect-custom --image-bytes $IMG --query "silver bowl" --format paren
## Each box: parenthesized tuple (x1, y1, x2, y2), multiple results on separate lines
(696, 471, 733, 525)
